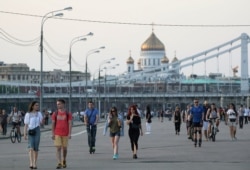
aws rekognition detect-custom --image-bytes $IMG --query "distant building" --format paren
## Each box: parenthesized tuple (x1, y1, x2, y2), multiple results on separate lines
(0, 62, 88, 83)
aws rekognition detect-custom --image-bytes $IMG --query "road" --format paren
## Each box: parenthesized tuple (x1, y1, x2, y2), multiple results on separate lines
(0, 118, 249, 170)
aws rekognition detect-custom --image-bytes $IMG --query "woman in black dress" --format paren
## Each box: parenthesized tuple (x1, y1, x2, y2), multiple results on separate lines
(126, 105, 143, 159)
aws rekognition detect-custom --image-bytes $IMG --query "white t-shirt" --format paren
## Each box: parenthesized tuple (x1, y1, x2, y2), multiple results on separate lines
(227, 109, 237, 120)
(244, 108, 249, 116)
(11, 111, 22, 122)
(24, 112, 43, 129)
(80, 111, 85, 116)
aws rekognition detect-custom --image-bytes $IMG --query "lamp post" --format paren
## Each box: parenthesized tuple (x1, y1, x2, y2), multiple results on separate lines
(40, 7, 72, 112)
(68, 32, 93, 114)
(85, 46, 105, 107)
(103, 64, 119, 115)
(98, 58, 115, 118)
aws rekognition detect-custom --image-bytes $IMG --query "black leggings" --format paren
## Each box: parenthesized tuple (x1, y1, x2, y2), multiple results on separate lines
(128, 128, 140, 151)
(175, 122, 181, 132)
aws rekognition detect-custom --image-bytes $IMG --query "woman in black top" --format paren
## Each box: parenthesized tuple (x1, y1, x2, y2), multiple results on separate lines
(126, 105, 143, 159)
(145, 105, 152, 134)
(173, 106, 182, 135)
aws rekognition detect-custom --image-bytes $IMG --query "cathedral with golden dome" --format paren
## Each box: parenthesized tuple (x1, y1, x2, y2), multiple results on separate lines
(126, 30, 179, 76)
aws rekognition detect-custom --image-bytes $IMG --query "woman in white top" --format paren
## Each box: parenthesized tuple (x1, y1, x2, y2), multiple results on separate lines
(24, 101, 43, 169)
(225, 103, 238, 141)
(206, 103, 220, 138)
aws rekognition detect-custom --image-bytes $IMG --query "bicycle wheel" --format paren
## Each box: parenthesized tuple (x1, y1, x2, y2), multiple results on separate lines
(17, 131, 22, 143)
(10, 130, 16, 143)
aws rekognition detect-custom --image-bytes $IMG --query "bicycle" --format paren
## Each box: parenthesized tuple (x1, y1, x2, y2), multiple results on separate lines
(10, 124, 22, 143)
(208, 118, 217, 142)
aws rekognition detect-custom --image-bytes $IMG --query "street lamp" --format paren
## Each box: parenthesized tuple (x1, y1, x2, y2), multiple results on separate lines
(68, 32, 93, 114)
(85, 46, 105, 106)
(98, 58, 115, 118)
(40, 7, 72, 112)
(103, 64, 119, 114)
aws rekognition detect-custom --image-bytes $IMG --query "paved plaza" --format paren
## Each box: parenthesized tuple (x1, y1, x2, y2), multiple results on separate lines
(0, 118, 249, 170)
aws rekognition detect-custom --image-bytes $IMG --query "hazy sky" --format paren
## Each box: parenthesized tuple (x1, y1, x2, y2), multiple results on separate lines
(1, 0, 250, 78)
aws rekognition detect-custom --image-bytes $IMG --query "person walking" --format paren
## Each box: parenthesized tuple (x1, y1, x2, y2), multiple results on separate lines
(51, 99, 72, 169)
(202, 101, 210, 141)
(0, 109, 2, 133)
(23, 101, 43, 169)
(1, 109, 8, 135)
(84, 101, 99, 154)
(185, 104, 192, 139)
(190, 99, 204, 147)
(145, 105, 152, 134)
(173, 106, 182, 135)
(44, 109, 49, 125)
(238, 105, 244, 129)
(126, 105, 143, 159)
(244, 106, 249, 124)
(103, 107, 123, 160)
(225, 103, 238, 141)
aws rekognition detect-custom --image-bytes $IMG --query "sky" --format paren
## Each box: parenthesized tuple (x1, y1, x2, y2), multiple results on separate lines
(1, 0, 250, 78)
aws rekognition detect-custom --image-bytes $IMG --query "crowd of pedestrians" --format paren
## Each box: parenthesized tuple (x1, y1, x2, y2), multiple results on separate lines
(0, 98, 250, 169)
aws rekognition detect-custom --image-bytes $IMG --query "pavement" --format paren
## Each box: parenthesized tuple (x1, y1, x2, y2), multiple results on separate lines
(0, 117, 250, 170)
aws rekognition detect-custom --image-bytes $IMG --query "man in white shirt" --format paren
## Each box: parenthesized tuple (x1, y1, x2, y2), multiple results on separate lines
(10, 107, 22, 135)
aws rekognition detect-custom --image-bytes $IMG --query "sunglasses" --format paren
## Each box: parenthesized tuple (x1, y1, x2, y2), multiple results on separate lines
(111, 110, 115, 112)
(194, 101, 199, 103)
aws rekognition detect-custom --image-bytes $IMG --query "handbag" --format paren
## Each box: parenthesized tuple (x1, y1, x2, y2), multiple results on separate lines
(28, 128, 36, 136)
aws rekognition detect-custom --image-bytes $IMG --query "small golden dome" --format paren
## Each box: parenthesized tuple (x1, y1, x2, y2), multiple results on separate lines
(161, 56, 169, 63)
(126, 56, 134, 64)
(141, 32, 165, 51)
(172, 56, 178, 63)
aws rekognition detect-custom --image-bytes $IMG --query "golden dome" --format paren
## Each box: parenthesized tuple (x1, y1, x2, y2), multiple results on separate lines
(126, 56, 134, 64)
(141, 32, 165, 51)
(161, 56, 169, 63)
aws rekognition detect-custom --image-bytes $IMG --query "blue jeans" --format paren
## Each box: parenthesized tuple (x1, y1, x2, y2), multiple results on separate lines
(28, 126, 40, 151)
(86, 124, 97, 148)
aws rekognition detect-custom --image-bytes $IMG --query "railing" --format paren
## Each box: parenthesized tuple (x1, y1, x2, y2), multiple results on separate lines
(0, 91, 248, 99)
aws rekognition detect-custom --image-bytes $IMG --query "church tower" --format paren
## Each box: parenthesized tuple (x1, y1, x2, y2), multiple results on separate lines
(126, 51, 134, 74)
(139, 27, 166, 70)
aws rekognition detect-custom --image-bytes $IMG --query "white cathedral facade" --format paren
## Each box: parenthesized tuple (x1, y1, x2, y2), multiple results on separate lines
(125, 31, 180, 81)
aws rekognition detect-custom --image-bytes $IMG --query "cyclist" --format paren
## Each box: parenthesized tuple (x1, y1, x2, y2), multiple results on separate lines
(9, 107, 22, 135)
(206, 103, 220, 139)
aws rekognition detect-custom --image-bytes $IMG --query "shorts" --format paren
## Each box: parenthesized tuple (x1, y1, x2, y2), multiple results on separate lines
(228, 122, 237, 127)
(54, 135, 69, 147)
(193, 122, 202, 128)
(203, 121, 208, 130)
(12, 122, 21, 127)
(186, 121, 192, 128)
(110, 131, 121, 137)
